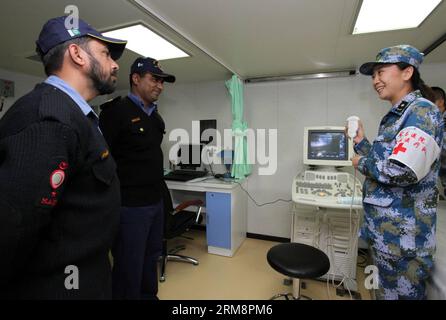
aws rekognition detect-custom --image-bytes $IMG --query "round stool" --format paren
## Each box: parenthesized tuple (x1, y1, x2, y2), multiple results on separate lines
(267, 242, 330, 300)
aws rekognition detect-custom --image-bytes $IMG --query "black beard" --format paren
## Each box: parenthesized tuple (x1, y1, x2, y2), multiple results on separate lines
(88, 55, 117, 95)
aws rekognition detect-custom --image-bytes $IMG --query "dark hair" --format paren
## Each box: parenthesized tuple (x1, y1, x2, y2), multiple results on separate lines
(395, 62, 436, 103)
(129, 73, 136, 88)
(432, 86, 446, 102)
(37, 37, 91, 76)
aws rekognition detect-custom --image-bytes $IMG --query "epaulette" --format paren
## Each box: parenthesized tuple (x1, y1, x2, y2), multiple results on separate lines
(39, 85, 72, 124)
(395, 100, 409, 114)
(100, 96, 122, 111)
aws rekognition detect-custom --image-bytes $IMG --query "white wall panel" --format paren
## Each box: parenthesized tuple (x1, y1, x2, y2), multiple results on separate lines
(129, 62, 446, 238)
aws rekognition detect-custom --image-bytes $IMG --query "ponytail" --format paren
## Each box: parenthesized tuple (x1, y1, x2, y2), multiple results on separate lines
(396, 62, 436, 103)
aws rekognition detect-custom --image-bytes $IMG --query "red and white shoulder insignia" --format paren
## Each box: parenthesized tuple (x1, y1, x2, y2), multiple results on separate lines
(50, 170, 65, 189)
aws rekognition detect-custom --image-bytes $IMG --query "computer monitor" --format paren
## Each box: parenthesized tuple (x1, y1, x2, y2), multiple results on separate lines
(303, 126, 353, 167)
(200, 119, 217, 144)
(177, 143, 203, 170)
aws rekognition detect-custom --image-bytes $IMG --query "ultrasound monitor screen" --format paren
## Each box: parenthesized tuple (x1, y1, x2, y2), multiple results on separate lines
(308, 130, 347, 161)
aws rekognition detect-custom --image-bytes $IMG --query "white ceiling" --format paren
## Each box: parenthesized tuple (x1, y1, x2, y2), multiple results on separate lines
(0, 0, 445, 89)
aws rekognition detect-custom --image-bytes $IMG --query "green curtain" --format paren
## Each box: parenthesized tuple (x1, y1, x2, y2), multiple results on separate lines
(225, 75, 251, 179)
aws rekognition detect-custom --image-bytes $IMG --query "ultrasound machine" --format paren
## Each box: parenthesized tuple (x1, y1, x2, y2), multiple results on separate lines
(292, 127, 362, 208)
(291, 126, 363, 294)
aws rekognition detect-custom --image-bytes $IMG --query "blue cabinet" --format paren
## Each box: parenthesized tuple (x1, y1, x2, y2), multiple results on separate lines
(206, 192, 231, 249)
(166, 179, 247, 257)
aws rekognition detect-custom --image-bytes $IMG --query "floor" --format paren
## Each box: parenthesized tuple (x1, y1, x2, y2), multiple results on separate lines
(158, 229, 372, 300)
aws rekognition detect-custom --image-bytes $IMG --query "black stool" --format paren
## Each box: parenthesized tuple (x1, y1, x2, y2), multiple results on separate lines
(267, 243, 330, 300)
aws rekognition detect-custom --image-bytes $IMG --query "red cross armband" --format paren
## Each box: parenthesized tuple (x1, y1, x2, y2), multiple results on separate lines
(389, 126, 441, 181)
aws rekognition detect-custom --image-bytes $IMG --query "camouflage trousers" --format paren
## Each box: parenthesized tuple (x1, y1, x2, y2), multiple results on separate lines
(371, 248, 433, 300)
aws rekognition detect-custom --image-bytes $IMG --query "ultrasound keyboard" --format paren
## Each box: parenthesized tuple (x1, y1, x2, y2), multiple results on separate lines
(292, 170, 363, 209)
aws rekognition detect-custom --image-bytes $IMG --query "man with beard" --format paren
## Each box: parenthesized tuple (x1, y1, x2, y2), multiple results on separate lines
(0, 16, 127, 299)
(99, 57, 175, 300)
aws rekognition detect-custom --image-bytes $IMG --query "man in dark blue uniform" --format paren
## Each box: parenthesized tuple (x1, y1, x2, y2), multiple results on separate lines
(432, 87, 445, 114)
(99, 57, 175, 300)
(0, 16, 127, 299)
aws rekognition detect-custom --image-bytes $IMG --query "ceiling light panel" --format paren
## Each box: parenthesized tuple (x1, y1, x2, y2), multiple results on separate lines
(103, 24, 189, 60)
(353, 0, 442, 35)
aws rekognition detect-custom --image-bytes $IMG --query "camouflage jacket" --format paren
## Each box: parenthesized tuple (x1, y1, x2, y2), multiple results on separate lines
(439, 113, 446, 190)
(355, 90, 443, 257)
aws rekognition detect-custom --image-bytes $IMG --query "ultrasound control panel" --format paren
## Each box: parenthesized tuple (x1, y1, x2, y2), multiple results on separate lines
(292, 170, 362, 209)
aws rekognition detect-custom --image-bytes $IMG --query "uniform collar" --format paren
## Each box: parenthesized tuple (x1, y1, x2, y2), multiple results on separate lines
(128, 93, 157, 116)
(44, 75, 98, 119)
(390, 90, 421, 116)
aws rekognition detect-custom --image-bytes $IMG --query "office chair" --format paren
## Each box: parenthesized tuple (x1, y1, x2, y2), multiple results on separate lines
(267, 242, 330, 300)
(160, 182, 204, 282)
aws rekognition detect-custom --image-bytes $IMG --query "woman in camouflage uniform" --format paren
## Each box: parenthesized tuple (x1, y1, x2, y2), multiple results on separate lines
(352, 45, 442, 299)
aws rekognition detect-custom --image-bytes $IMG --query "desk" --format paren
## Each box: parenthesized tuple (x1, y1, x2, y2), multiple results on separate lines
(166, 178, 248, 257)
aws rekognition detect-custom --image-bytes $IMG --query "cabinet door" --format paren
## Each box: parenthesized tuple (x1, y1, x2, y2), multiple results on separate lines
(206, 192, 231, 249)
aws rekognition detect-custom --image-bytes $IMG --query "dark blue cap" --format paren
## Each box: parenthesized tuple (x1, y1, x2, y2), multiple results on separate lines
(130, 57, 176, 83)
(36, 16, 127, 60)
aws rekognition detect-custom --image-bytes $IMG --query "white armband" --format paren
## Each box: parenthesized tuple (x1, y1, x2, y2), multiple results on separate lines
(388, 126, 440, 181)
